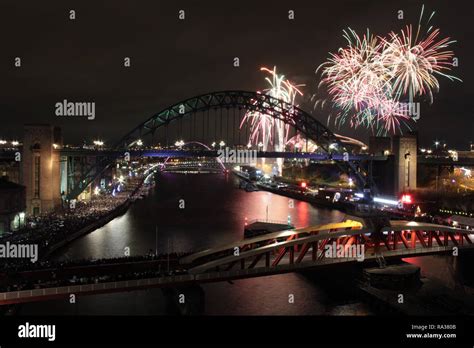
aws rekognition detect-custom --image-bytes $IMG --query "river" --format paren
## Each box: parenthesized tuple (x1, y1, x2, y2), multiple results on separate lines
(17, 172, 472, 315)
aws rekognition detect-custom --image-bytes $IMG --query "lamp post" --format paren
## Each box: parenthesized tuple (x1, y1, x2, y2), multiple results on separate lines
(404, 152, 411, 189)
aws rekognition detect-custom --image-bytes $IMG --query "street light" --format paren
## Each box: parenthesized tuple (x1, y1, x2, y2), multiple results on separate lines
(11, 141, 19, 146)
(93, 140, 104, 147)
(0, 140, 7, 145)
(257, 142, 263, 150)
(219, 141, 225, 148)
(247, 143, 252, 149)
(211, 142, 216, 148)
(404, 152, 411, 189)
(136, 139, 143, 146)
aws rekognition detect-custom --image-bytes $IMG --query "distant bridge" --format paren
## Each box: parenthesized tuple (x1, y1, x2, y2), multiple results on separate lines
(58, 148, 388, 161)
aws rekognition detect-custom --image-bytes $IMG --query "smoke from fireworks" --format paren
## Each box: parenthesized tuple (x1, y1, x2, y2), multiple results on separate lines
(316, 5, 461, 135)
(241, 66, 304, 151)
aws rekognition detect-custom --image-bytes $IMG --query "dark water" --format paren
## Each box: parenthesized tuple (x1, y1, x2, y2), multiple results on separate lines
(17, 173, 472, 315)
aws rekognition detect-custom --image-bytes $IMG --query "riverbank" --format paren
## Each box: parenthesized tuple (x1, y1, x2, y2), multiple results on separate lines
(0, 174, 156, 267)
(256, 182, 350, 212)
(45, 179, 156, 258)
(44, 199, 132, 258)
(233, 170, 350, 212)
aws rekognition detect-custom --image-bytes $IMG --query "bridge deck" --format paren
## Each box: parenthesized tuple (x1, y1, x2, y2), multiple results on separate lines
(1, 243, 472, 305)
(180, 219, 364, 264)
(0, 219, 472, 305)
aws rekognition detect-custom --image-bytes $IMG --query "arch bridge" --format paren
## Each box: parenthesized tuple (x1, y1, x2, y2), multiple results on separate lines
(66, 90, 370, 200)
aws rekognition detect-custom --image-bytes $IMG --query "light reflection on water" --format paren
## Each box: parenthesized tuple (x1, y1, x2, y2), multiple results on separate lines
(18, 173, 469, 315)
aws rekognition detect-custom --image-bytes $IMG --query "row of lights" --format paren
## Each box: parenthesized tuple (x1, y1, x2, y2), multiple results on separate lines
(420, 140, 450, 153)
(0, 140, 20, 146)
(419, 148, 432, 154)
(211, 141, 226, 148)
(210, 141, 266, 149)
(91, 139, 286, 150)
(439, 209, 473, 217)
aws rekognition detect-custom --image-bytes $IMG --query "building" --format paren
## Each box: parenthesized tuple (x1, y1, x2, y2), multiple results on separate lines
(22, 124, 62, 216)
(369, 136, 391, 156)
(0, 159, 21, 184)
(0, 177, 26, 234)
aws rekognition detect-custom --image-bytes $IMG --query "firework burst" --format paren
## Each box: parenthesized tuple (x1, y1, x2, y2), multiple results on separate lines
(241, 66, 304, 151)
(316, 5, 460, 135)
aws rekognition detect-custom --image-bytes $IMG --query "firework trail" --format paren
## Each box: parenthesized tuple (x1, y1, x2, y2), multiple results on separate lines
(241, 66, 304, 151)
(316, 5, 461, 135)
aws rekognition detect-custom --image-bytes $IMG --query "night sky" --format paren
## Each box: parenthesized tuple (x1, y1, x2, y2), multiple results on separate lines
(1, 0, 473, 148)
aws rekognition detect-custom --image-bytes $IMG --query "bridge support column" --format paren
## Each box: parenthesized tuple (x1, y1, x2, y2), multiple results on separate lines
(392, 135, 417, 195)
(161, 285, 205, 315)
(22, 124, 62, 216)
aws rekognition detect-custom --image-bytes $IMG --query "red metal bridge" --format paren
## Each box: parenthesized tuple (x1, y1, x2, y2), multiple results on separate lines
(1, 217, 473, 305)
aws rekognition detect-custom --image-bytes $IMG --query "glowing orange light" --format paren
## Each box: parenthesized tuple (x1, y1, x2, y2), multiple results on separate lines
(300, 182, 307, 188)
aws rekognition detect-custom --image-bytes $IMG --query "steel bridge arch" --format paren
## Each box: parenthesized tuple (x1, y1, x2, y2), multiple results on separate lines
(116, 90, 340, 150)
(67, 90, 367, 200)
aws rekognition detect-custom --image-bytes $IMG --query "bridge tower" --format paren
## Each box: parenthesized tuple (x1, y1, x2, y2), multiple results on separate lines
(392, 135, 417, 195)
(22, 124, 62, 216)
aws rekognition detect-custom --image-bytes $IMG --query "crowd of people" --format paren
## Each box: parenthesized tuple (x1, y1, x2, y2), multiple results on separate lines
(0, 175, 153, 270)
(0, 252, 190, 293)
(0, 170, 200, 295)
(1, 251, 190, 275)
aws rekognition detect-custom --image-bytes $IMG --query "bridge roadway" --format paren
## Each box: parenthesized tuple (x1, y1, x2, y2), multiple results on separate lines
(4, 148, 473, 166)
(61, 149, 389, 161)
(5, 148, 474, 164)
(1, 148, 388, 161)
(0, 218, 473, 305)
